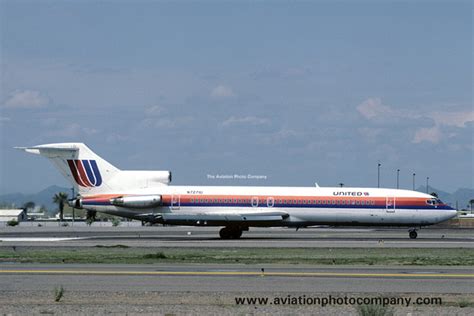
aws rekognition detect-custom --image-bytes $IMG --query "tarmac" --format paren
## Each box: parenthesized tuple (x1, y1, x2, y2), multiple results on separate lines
(0, 226, 473, 315)
(1, 264, 473, 294)
(0, 226, 473, 248)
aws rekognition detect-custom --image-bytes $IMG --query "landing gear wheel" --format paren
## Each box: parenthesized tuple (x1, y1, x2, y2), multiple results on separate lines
(409, 230, 418, 239)
(219, 227, 232, 239)
(231, 229, 242, 239)
(219, 227, 243, 239)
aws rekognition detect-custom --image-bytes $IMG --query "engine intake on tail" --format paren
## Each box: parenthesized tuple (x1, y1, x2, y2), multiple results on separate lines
(110, 195, 162, 208)
(68, 198, 83, 209)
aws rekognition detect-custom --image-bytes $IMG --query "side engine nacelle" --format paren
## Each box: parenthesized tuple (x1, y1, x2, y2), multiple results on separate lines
(109, 195, 162, 208)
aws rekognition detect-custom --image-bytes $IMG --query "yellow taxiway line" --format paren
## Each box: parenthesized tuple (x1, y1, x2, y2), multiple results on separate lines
(0, 270, 472, 278)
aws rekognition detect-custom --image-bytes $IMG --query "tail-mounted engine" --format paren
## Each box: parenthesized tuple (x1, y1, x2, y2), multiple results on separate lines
(109, 195, 162, 208)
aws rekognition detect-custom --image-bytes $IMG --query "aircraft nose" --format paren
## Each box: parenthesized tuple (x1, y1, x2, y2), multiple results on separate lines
(446, 209, 458, 220)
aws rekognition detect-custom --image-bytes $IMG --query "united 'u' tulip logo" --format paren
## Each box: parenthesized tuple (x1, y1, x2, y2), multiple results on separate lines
(67, 160, 102, 187)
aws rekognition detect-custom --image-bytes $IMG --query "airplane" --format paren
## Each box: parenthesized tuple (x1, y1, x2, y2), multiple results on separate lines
(16, 143, 457, 239)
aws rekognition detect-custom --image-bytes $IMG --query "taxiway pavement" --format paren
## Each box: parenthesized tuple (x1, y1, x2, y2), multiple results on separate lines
(1, 263, 473, 294)
(0, 226, 472, 248)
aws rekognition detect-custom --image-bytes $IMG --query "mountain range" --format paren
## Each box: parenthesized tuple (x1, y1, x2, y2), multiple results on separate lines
(0, 185, 70, 211)
(0, 185, 472, 212)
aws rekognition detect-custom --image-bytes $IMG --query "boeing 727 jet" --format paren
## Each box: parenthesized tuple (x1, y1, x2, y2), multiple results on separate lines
(17, 143, 457, 239)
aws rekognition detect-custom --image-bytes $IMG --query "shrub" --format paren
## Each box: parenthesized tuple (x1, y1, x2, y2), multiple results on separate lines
(111, 217, 121, 227)
(7, 220, 19, 227)
(358, 304, 394, 316)
(54, 285, 65, 302)
(143, 252, 167, 259)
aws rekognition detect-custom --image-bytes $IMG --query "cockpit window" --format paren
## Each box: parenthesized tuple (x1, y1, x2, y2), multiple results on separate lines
(426, 198, 443, 205)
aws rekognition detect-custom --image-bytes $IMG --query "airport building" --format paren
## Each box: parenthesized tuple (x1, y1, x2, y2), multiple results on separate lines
(0, 209, 27, 223)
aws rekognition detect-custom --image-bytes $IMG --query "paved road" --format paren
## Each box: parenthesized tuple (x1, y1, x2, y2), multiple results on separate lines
(1, 264, 473, 294)
(0, 226, 473, 248)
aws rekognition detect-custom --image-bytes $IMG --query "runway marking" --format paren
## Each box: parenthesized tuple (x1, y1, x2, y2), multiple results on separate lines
(0, 238, 86, 242)
(0, 269, 472, 278)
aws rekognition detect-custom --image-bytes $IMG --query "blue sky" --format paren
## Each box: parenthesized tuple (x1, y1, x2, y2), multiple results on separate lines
(1, 0, 472, 194)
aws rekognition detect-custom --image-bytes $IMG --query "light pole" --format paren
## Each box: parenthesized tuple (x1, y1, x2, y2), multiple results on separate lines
(412, 173, 416, 190)
(396, 169, 400, 189)
(426, 177, 429, 194)
(71, 187, 75, 224)
(377, 163, 381, 188)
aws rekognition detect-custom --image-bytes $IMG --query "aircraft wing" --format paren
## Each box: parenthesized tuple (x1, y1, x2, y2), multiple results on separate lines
(155, 209, 289, 225)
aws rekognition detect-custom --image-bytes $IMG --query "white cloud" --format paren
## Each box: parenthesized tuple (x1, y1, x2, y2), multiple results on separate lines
(142, 116, 194, 129)
(282, 67, 312, 78)
(45, 123, 98, 138)
(0, 116, 10, 126)
(221, 116, 269, 127)
(356, 97, 393, 120)
(106, 133, 131, 144)
(210, 85, 235, 98)
(357, 97, 474, 144)
(357, 97, 474, 127)
(413, 126, 442, 144)
(429, 111, 474, 128)
(145, 105, 164, 115)
(260, 128, 300, 145)
(3, 90, 50, 109)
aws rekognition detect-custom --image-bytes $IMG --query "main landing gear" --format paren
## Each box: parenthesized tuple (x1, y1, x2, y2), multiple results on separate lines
(219, 226, 243, 239)
(408, 228, 418, 239)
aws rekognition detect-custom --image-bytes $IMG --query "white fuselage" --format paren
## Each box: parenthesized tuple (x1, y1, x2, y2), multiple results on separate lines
(81, 185, 457, 227)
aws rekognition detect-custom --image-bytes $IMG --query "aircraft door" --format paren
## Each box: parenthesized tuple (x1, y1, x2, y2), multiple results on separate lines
(267, 197, 274, 208)
(171, 195, 180, 210)
(386, 196, 395, 213)
(251, 197, 259, 207)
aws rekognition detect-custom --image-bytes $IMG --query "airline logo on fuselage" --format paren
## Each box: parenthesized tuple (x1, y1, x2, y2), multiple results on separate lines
(67, 159, 102, 187)
(333, 191, 369, 196)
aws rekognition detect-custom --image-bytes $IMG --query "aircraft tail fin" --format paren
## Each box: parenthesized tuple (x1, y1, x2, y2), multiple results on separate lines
(15, 143, 120, 196)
